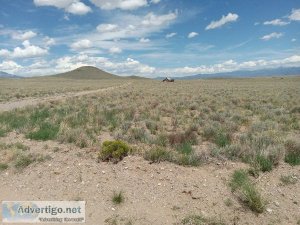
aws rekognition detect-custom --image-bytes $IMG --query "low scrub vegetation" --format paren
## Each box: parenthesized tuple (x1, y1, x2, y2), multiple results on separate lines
(99, 140, 130, 163)
(112, 191, 124, 205)
(230, 169, 265, 213)
(180, 214, 226, 225)
(0, 77, 299, 169)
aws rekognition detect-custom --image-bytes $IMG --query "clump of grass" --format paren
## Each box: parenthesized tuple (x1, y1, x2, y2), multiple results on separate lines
(174, 152, 202, 167)
(168, 128, 198, 146)
(230, 169, 265, 213)
(144, 147, 171, 163)
(280, 175, 297, 185)
(252, 155, 273, 172)
(14, 154, 35, 169)
(99, 140, 130, 163)
(112, 191, 124, 205)
(0, 163, 8, 171)
(176, 142, 193, 155)
(26, 122, 59, 141)
(284, 140, 300, 166)
(224, 198, 233, 207)
(180, 214, 226, 225)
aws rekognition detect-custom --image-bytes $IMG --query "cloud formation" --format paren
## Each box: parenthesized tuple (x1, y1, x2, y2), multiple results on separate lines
(261, 32, 283, 41)
(166, 32, 176, 38)
(12, 31, 37, 40)
(188, 32, 198, 38)
(90, 0, 148, 10)
(206, 13, 239, 30)
(0, 40, 48, 58)
(34, 0, 91, 15)
(289, 8, 300, 21)
(263, 19, 290, 26)
(71, 39, 92, 50)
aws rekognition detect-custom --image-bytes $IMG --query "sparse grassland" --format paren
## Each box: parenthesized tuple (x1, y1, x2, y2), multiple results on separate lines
(0, 77, 299, 169)
(0, 77, 125, 103)
(0, 76, 299, 225)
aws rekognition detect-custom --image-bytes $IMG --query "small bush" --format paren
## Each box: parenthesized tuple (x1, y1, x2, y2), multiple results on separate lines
(176, 142, 193, 155)
(253, 155, 273, 172)
(99, 140, 130, 163)
(168, 128, 197, 146)
(280, 175, 297, 185)
(284, 140, 300, 166)
(230, 169, 265, 213)
(181, 214, 226, 225)
(14, 154, 35, 169)
(0, 163, 8, 171)
(26, 122, 59, 140)
(230, 169, 249, 191)
(144, 148, 171, 163)
(174, 153, 202, 167)
(112, 191, 124, 204)
(215, 131, 231, 147)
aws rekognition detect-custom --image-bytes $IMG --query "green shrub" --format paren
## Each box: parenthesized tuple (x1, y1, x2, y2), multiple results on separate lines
(215, 131, 231, 147)
(99, 140, 130, 163)
(174, 153, 202, 167)
(26, 122, 59, 140)
(14, 154, 35, 169)
(112, 191, 124, 204)
(176, 142, 193, 155)
(0, 163, 8, 171)
(280, 175, 297, 185)
(284, 140, 300, 166)
(181, 214, 226, 225)
(144, 148, 171, 163)
(230, 169, 265, 213)
(253, 155, 273, 172)
(230, 169, 249, 191)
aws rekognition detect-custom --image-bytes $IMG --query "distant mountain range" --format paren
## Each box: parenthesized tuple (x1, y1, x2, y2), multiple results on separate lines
(156, 67, 300, 80)
(0, 71, 22, 78)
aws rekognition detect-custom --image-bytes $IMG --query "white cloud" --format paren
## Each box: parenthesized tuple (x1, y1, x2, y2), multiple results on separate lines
(291, 38, 297, 42)
(44, 36, 56, 46)
(166, 32, 176, 38)
(0, 40, 48, 58)
(188, 32, 198, 38)
(263, 19, 290, 26)
(289, 8, 300, 21)
(12, 31, 37, 40)
(90, 0, 148, 10)
(261, 32, 283, 41)
(66, 1, 92, 15)
(0, 60, 23, 73)
(0, 49, 10, 57)
(151, 0, 160, 3)
(206, 13, 239, 30)
(96, 24, 119, 32)
(71, 39, 92, 50)
(142, 12, 177, 26)
(109, 46, 122, 54)
(34, 0, 74, 8)
(34, 0, 91, 15)
(160, 55, 300, 76)
(139, 38, 150, 43)
(12, 41, 48, 58)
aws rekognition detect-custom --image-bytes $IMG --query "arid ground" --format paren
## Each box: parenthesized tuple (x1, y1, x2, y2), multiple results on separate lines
(0, 76, 300, 225)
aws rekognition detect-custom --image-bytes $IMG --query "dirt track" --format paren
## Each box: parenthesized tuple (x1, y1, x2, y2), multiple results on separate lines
(0, 83, 131, 112)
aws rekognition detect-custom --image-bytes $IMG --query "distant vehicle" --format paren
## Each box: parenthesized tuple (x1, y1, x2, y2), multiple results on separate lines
(162, 77, 174, 82)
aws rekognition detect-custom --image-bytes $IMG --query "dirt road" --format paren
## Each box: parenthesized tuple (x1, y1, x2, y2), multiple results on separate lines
(0, 83, 131, 112)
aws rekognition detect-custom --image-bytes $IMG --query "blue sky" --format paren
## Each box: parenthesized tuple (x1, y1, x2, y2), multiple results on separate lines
(0, 0, 299, 77)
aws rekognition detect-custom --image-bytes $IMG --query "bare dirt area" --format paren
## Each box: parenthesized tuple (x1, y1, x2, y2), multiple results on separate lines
(0, 83, 131, 112)
(0, 132, 299, 225)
